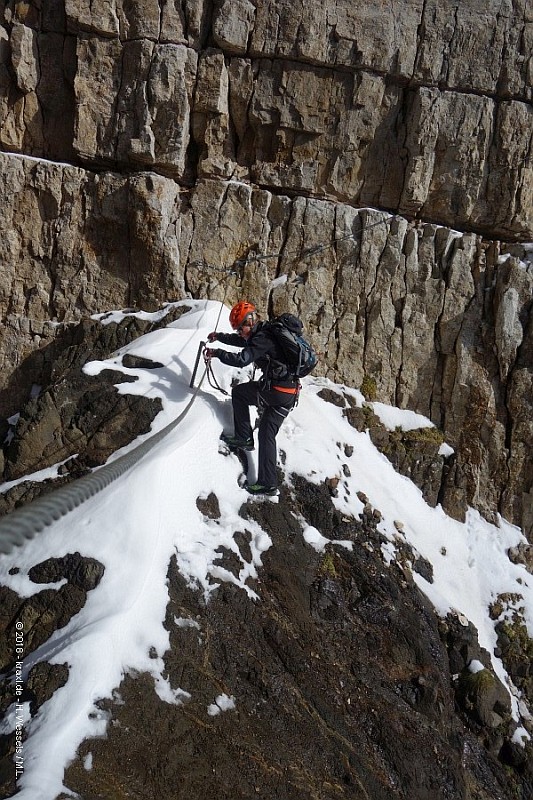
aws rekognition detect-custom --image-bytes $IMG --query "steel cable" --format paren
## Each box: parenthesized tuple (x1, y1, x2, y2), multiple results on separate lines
(0, 367, 209, 554)
(0, 300, 229, 555)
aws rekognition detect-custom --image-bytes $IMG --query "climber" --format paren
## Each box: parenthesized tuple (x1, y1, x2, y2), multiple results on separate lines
(204, 301, 300, 496)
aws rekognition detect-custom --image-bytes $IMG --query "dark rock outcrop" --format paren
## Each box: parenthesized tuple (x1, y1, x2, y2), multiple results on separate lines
(52, 483, 532, 800)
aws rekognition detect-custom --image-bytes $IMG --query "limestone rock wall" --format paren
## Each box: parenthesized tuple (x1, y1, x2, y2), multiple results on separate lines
(1, 1, 533, 237)
(0, 0, 532, 533)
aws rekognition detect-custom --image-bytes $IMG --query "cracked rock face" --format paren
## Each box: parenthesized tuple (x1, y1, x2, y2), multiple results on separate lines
(0, 1, 533, 536)
(2, 1, 533, 237)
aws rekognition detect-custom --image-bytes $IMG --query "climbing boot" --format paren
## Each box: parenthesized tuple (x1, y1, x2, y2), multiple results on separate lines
(220, 432, 255, 451)
(244, 482, 279, 496)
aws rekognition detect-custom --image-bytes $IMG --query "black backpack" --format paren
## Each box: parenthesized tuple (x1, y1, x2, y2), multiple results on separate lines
(266, 313, 318, 379)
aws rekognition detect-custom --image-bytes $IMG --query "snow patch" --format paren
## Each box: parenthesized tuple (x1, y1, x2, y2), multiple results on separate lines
(370, 402, 435, 431)
(207, 694, 236, 716)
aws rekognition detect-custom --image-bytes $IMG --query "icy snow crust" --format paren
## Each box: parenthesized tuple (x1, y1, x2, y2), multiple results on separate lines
(0, 299, 532, 798)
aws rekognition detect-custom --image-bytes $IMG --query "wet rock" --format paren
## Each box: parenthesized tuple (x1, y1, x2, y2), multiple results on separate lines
(212, 547, 243, 580)
(495, 620, 533, 708)
(196, 492, 221, 520)
(0, 584, 86, 671)
(457, 666, 512, 729)
(2, 373, 161, 481)
(28, 553, 105, 592)
(438, 612, 490, 676)
(317, 388, 346, 407)
(507, 543, 533, 572)
(26, 662, 69, 713)
(121, 354, 165, 370)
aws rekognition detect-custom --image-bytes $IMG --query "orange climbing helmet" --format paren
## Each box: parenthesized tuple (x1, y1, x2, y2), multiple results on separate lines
(229, 301, 257, 331)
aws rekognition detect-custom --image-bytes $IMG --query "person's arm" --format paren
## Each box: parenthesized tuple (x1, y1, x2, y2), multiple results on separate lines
(211, 328, 274, 369)
(216, 347, 255, 368)
(216, 332, 246, 347)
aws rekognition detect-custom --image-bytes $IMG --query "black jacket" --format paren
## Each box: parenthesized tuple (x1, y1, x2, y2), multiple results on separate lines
(215, 322, 298, 387)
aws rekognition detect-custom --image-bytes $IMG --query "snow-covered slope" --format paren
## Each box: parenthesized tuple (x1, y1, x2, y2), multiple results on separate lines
(0, 300, 531, 799)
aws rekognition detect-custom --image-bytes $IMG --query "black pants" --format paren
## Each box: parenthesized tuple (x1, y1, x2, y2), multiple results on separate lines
(232, 381, 295, 487)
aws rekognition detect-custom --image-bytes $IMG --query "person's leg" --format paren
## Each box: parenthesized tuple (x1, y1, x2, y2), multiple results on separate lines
(256, 390, 294, 487)
(231, 381, 259, 441)
(256, 407, 287, 486)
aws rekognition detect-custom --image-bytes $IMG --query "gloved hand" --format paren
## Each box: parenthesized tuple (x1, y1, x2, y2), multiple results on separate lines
(203, 348, 219, 361)
(207, 331, 218, 342)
